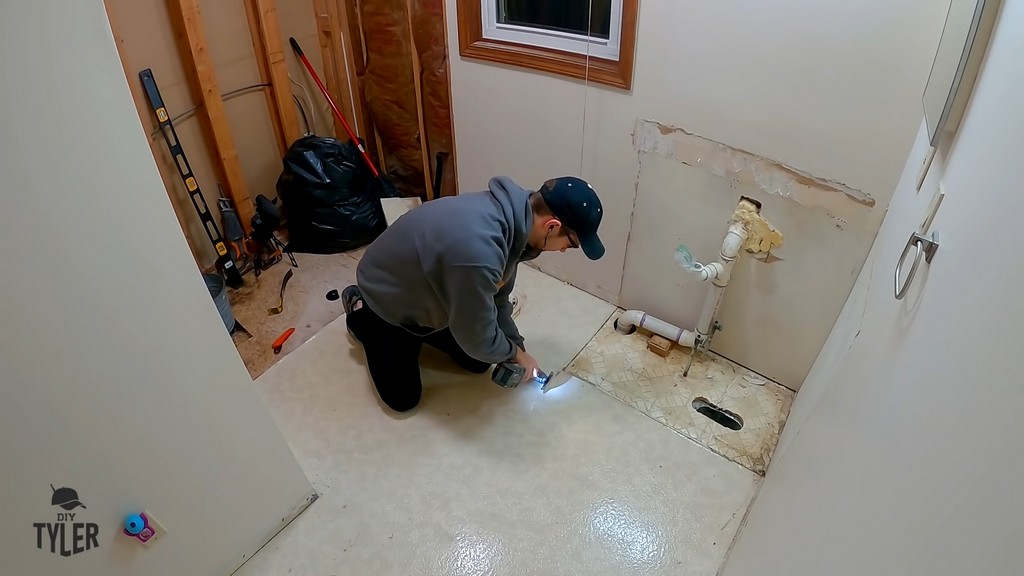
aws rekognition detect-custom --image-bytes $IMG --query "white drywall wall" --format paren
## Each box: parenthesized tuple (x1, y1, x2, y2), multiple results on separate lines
(444, 0, 949, 388)
(0, 3, 313, 575)
(721, 0, 1024, 571)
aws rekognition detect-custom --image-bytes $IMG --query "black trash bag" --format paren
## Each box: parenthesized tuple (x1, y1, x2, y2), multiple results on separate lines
(276, 136, 388, 254)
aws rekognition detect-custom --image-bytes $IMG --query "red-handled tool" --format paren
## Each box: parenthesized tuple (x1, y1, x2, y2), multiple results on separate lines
(272, 328, 296, 354)
(288, 37, 397, 198)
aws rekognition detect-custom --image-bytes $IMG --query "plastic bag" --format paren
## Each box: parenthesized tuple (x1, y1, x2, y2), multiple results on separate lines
(276, 136, 388, 254)
(674, 244, 705, 273)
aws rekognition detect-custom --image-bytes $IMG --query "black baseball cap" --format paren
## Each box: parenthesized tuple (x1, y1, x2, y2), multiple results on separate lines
(539, 177, 605, 260)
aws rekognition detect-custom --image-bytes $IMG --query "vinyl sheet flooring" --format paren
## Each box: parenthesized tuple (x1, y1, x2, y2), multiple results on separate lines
(239, 265, 763, 576)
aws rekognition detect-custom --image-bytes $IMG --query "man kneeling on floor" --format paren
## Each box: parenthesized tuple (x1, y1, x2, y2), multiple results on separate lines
(343, 176, 605, 412)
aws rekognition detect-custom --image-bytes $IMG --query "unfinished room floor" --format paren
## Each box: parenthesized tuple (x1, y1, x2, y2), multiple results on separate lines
(227, 248, 363, 379)
(240, 265, 762, 576)
(227, 198, 421, 379)
(569, 312, 795, 475)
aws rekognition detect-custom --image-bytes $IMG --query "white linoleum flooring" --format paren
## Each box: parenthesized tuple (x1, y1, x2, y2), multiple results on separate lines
(237, 265, 759, 576)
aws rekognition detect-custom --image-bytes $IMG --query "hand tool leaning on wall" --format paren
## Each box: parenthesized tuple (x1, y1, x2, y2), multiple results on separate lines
(288, 37, 399, 199)
(140, 68, 244, 288)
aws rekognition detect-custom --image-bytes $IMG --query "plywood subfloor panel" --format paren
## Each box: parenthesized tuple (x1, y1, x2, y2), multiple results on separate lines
(228, 249, 364, 378)
(569, 310, 795, 475)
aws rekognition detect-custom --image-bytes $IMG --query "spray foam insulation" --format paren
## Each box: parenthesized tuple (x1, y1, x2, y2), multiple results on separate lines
(733, 199, 783, 254)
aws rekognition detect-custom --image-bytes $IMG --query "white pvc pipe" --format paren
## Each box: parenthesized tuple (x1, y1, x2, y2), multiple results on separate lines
(616, 310, 698, 348)
(618, 210, 753, 349)
(721, 222, 745, 259)
(715, 222, 745, 286)
(697, 284, 725, 336)
(697, 222, 747, 335)
(697, 262, 724, 282)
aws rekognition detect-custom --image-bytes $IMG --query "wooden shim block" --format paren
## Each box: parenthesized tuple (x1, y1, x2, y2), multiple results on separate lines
(171, 0, 255, 234)
(647, 335, 673, 357)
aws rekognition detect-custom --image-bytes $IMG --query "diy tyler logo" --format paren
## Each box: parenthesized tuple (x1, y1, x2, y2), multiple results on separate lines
(34, 485, 100, 556)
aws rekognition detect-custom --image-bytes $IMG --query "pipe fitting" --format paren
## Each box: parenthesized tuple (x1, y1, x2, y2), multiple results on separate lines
(702, 262, 725, 282)
(614, 311, 697, 348)
(721, 222, 746, 261)
(618, 198, 779, 360)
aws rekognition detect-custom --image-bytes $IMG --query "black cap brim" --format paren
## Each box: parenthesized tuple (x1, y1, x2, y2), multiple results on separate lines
(580, 234, 605, 260)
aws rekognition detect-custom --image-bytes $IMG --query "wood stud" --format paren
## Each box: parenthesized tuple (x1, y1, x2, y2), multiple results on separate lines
(171, 0, 255, 233)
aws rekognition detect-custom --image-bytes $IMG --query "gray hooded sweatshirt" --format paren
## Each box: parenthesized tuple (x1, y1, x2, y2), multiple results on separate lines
(355, 176, 536, 364)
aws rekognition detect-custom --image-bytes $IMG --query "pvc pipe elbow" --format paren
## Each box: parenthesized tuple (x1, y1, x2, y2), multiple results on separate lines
(615, 310, 697, 348)
(721, 223, 746, 260)
(615, 309, 645, 334)
(702, 262, 724, 282)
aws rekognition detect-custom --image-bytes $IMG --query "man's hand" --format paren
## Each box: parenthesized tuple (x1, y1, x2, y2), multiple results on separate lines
(514, 347, 542, 385)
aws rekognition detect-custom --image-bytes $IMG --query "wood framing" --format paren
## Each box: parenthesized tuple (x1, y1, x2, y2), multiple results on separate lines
(440, 0, 459, 195)
(171, 0, 255, 233)
(455, 0, 639, 91)
(244, 0, 301, 154)
(103, 0, 202, 262)
(407, 0, 435, 199)
(343, 0, 380, 164)
(312, 0, 347, 140)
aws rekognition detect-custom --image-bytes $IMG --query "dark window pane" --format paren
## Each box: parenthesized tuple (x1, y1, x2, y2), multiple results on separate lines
(498, 0, 612, 40)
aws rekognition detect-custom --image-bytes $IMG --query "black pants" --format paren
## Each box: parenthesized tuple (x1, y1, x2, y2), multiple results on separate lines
(346, 302, 491, 412)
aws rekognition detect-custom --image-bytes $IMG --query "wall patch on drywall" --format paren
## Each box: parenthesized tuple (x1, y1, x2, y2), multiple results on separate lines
(633, 119, 874, 212)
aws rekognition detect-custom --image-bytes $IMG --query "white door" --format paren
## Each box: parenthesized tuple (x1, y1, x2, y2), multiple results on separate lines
(0, 4, 313, 576)
(721, 2, 1024, 575)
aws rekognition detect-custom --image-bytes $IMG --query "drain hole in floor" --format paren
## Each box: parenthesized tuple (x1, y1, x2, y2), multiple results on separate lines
(692, 397, 744, 430)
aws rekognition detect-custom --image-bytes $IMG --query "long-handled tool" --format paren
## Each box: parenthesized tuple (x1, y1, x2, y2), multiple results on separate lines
(288, 37, 398, 198)
(140, 68, 244, 288)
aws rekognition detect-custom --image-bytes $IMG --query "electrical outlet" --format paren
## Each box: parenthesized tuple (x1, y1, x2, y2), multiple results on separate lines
(139, 511, 166, 546)
(124, 511, 167, 547)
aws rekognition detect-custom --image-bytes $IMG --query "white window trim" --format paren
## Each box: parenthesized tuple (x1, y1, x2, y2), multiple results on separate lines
(480, 0, 623, 61)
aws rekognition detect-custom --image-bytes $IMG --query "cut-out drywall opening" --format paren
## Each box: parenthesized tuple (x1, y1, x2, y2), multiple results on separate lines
(692, 397, 744, 430)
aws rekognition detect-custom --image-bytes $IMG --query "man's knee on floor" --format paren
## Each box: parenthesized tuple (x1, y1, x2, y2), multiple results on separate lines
(383, 397, 420, 413)
(379, 389, 421, 413)
(463, 361, 491, 375)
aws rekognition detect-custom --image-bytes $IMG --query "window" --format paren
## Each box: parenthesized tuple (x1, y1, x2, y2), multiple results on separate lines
(489, 1, 616, 59)
(457, 0, 639, 90)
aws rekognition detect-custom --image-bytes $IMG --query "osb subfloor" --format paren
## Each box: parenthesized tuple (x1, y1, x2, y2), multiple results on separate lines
(228, 198, 421, 379)
(568, 311, 795, 475)
(227, 248, 364, 379)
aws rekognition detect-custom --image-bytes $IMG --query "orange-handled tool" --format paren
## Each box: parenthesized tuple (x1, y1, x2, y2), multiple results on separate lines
(272, 328, 296, 354)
